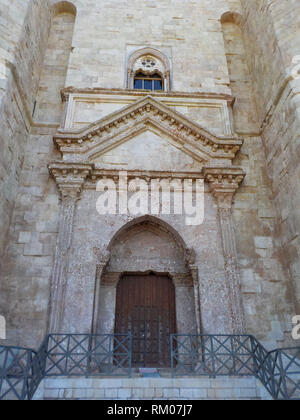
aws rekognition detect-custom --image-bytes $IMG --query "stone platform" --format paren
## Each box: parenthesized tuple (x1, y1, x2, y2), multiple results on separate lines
(33, 376, 272, 400)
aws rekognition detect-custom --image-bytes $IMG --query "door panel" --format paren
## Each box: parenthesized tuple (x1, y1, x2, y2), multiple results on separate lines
(115, 274, 176, 367)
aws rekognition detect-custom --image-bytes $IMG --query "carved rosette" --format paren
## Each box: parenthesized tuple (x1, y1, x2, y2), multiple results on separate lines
(48, 163, 93, 333)
(204, 167, 246, 334)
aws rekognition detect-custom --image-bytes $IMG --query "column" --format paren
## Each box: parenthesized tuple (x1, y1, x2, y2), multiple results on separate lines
(91, 250, 111, 334)
(190, 266, 202, 336)
(48, 163, 93, 333)
(204, 167, 246, 334)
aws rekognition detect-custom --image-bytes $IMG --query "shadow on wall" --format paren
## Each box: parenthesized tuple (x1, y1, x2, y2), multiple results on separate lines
(34, 1, 77, 124)
(220, 11, 259, 134)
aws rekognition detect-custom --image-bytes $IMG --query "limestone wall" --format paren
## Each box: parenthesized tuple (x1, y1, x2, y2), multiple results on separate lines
(35, 7, 76, 123)
(64, 0, 231, 94)
(241, 0, 300, 314)
(0, 0, 51, 258)
(0, 0, 299, 350)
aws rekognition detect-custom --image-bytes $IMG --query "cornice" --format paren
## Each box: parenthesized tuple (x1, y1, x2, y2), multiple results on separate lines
(61, 86, 235, 105)
(85, 168, 205, 189)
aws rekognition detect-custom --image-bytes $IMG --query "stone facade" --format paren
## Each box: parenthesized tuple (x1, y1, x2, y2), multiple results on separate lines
(0, 0, 299, 355)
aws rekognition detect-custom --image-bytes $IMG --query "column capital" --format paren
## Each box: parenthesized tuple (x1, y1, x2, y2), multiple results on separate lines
(203, 166, 245, 209)
(48, 162, 93, 200)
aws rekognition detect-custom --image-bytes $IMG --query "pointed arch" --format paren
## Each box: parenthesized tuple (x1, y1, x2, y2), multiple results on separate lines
(220, 11, 243, 26)
(34, 1, 76, 123)
(220, 11, 258, 133)
(127, 48, 171, 91)
(52, 1, 77, 17)
(93, 215, 199, 339)
(108, 215, 190, 261)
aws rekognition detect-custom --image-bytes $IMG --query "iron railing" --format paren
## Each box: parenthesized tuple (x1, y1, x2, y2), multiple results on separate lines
(170, 335, 257, 377)
(170, 334, 300, 400)
(42, 334, 132, 377)
(254, 346, 300, 400)
(1, 333, 299, 400)
(0, 333, 132, 400)
(0, 346, 40, 400)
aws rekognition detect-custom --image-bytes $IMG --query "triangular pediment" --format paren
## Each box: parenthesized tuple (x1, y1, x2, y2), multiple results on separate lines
(93, 129, 203, 171)
(54, 96, 243, 163)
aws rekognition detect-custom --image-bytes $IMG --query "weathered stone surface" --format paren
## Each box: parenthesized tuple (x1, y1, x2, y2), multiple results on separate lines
(0, 0, 299, 356)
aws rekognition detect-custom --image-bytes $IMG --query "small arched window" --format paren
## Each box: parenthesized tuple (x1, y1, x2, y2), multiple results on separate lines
(134, 72, 163, 91)
(127, 48, 171, 91)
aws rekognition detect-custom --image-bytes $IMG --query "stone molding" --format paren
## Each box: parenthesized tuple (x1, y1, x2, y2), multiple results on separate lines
(171, 273, 194, 287)
(61, 87, 235, 105)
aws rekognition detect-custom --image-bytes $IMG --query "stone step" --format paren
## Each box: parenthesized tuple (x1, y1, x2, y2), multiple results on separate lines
(33, 376, 272, 400)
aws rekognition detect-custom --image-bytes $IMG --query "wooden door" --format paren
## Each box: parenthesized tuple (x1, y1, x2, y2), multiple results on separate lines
(115, 274, 176, 367)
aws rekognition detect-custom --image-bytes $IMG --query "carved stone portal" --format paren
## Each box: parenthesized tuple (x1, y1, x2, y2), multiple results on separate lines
(47, 96, 247, 336)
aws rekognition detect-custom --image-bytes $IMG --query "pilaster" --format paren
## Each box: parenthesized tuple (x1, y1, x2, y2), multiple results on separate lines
(48, 163, 93, 333)
(204, 167, 246, 334)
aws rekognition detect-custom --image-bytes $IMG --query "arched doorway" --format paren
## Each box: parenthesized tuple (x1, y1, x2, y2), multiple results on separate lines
(93, 216, 199, 366)
(115, 273, 176, 367)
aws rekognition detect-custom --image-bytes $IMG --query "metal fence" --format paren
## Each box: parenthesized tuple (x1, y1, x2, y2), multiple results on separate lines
(170, 334, 300, 400)
(0, 346, 39, 400)
(170, 335, 257, 377)
(0, 333, 132, 400)
(254, 345, 300, 400)
(42, 334, 132, 377)
(1, 333, 299, 400)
